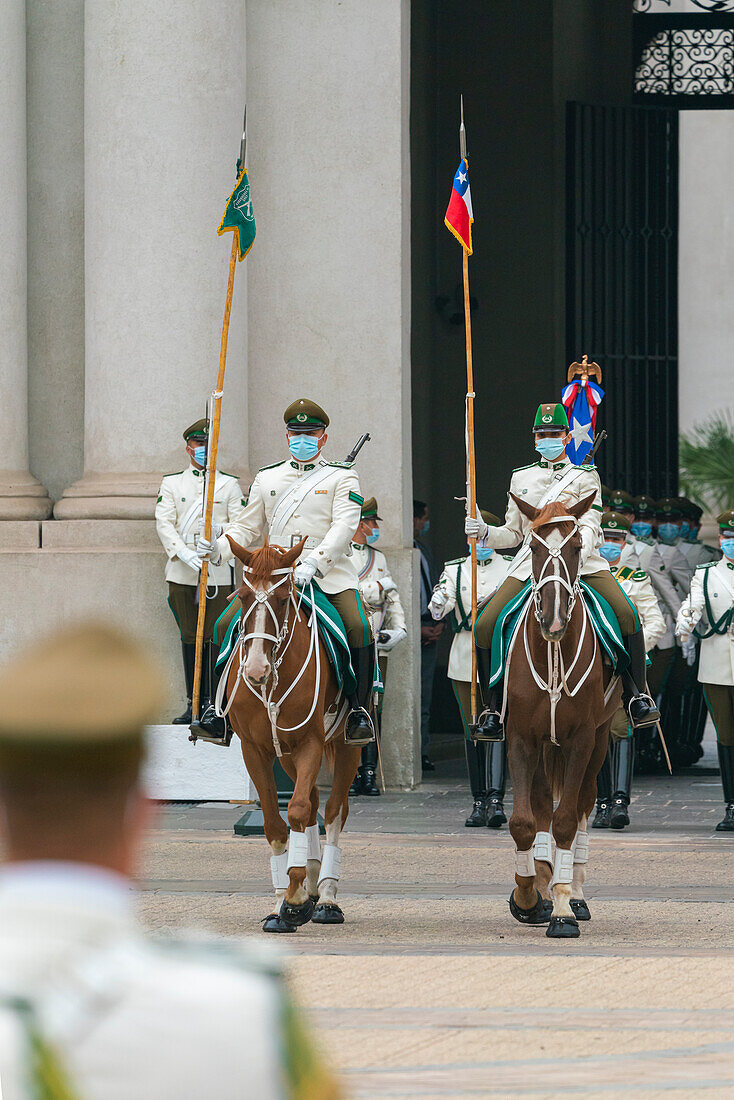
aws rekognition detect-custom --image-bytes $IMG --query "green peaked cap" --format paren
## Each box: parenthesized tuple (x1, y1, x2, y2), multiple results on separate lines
(533, 402, 569, 432)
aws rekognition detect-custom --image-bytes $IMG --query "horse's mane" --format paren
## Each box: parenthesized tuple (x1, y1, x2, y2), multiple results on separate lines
(531, 501, 575, 531)
(244, 543, 287, 583)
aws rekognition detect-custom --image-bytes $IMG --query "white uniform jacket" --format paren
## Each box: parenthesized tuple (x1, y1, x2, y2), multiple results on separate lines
(351, 542, 407, 651)
(215, 456, 363, 595)
(677, 559, 734, 686)
(609, 563, 666, 653)
(155, 465, 246, 586)
(623, 539, 681, 649)
(430, 553, 513, 681)
(478, 457, 606, 582)
(0, 865, 284, 1099)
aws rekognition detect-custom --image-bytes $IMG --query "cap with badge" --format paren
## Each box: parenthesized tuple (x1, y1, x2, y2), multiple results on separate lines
(656, 497, 682, 518)
(678, 496, 703, 523)
(533, 402, 569, 435)
(283, 399, 329, 430)
(183, 418, 209, 441)
(361, 497, 381, 521)
(717, 509, 734, 534)
(601, 510, 631, 534)
(608, 489, 634, 512)
(633, 494, 657, 518)
(600, 485, 611, 507)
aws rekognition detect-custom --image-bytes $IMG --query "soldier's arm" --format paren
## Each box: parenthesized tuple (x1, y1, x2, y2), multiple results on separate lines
(635, 574, 667, 652)
(308, 470, 362, 577)
(429, 565, 457, 620)
(577, 471, 603, 562)
(382, 586, 407, 633)
(155, 478, 189, 561)
(479, 474, 524, 549)
(646, 545, 682, 617)
(224, 476, 248, 528)
(677, 568, 706, 635)
(215, 474, 266, 563)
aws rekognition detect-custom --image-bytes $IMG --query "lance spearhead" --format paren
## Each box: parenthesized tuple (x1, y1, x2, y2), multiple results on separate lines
(459, 93, 467, 161)
(236, 105, 247, 180)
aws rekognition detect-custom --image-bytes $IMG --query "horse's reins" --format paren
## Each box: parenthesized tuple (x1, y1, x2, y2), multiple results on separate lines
(511, 515, 599, 745)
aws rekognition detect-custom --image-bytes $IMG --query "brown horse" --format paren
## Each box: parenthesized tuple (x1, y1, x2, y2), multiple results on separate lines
(503, 494, 622, 938)
(221, 535, 362, 932)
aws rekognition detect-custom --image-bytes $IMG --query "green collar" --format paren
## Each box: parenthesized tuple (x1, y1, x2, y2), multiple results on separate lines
(289, 461, 316, 472)
(728, 561, 734, 570)
(190, 465, 204, 477)
(352, 542, 366, 550)
(537, 459, 568, 471)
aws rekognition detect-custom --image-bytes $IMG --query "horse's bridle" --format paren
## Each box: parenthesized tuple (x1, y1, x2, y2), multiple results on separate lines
(529, 515, 582, 624)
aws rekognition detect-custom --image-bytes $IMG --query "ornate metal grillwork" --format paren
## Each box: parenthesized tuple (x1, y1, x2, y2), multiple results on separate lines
(566, 104, 679, 498)
(634, 13, 734, 104)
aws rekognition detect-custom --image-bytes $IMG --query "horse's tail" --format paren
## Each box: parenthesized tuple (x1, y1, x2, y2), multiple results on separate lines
(543, 742, 565, 803)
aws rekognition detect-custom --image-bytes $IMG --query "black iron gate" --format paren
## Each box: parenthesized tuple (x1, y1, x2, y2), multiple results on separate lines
(566, 102, 679, 499)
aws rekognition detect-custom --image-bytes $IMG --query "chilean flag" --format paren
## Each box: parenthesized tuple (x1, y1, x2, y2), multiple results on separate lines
(445, 158, 473, 254)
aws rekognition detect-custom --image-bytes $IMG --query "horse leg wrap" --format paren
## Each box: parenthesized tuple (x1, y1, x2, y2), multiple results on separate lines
(550, 847, 575, 887)
(515, 848, 535, 878)
(286, 830, 309, 870)
(270, 852, 289, 891)
(318, 843, 341, 885)
(305, 824, 321, 862)
(572, 829, 589, 865)
(533, 831, 553, 866)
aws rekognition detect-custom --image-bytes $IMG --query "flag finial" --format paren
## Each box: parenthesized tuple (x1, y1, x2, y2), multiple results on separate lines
(459, 94, 467, 161)
(236, 105, 247, 181)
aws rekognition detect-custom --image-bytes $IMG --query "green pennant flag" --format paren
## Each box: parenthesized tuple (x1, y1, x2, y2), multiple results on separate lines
(217, 168, 256, 260)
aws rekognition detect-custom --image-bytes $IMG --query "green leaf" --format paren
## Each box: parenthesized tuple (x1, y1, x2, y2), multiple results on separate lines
(680, 409, 734, 513)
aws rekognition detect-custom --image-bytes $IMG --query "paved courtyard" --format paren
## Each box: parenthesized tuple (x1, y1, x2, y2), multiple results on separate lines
(140, 740, 734, 1098)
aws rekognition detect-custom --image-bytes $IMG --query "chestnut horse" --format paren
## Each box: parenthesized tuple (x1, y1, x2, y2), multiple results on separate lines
(503, 493, 622, 938)
(220, 535, 362, 932)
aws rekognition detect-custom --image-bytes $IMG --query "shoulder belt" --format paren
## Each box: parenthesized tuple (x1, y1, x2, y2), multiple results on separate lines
(536, 463, 595, 511)
(179, 496, 204, 540)
(268, 462, 336, 537)
(695, 564, 734, 638)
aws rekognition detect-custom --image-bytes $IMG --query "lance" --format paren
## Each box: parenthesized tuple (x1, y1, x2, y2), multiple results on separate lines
(190, 109, 250, 735)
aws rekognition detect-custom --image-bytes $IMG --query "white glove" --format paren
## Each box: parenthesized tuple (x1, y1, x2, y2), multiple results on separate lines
(379, 577, 398, 595)
(428, 588, 448, 620)
(197, 520, 223, 541)
(178, 546, 201, 572)
(377, 627, 407, 651)
(681, 636, 697, 666)
(196, 535, 222, 565)
(465, 511, 488, 540)
(293, 558, 318, 588)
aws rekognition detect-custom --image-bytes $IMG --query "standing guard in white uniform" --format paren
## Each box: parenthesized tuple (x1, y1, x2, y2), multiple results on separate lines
(654, 498, 696, 759)
(155, 418, 246, 727)
(196, 398, 375, 744)
(430, 511, 513, 828)
(677, 510, 734, 831)
(350, 497, 407, 795)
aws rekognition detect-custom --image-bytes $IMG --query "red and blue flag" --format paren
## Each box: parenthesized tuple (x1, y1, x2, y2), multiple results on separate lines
(562, 378, 604, 465)
(444, 158, 473, 254)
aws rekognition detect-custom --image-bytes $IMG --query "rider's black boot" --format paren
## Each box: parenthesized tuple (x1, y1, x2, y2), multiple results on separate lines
(623, 627, 661, 729)
(592, 746, 613, 829)
(610, 737, 634, 830)
(464, 739, 487, 826)
(474, 647, 504, 742)
(173, 642, 195, 724)
(199, 643, 227, 739)
(345, 645, 376, 745)
(716, 743, 734, 832)
(360, 737, 380, 796)
(485, 740, 508, 828)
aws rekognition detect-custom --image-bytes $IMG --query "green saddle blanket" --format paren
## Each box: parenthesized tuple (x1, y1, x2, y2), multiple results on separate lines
(479, 580, 630, 690)
(214, 585, 383, 698)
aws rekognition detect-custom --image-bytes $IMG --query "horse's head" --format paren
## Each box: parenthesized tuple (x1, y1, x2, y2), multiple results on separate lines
(227, 535, 307, 686)
(510, 491, 597, 642)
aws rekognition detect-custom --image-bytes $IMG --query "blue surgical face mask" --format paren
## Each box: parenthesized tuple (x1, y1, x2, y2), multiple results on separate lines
(631, 521, 652, 539)
(600, 542, 623, 562)
(687, 529, 698, 542)
(366, 528, 380, 545)
(476, 547, 494, 561)
(721, 538, 734, 560)
(658, 522, 680, 544)
(289, 434, 320, 462)
(193, 445, 206, 466)
(679, 521, 690, 538)
(535, 438, 565, 461)
(421, 519, 430, 535)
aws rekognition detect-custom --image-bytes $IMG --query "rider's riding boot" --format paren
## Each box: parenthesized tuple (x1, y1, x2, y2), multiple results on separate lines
(464, 739, 487, 826)
(485, 739, 508, 828)
(474, 647, 504, 742)
(345, 645, 376, 745)
(622, 627, 660, 729)
(173, 642, 195, 724)
(199, 644, 227, 739)
(610, 736, 634, 830)
(360, 737, 380, 796)
(716, 743, 734, 832)
(592, 746, 613, 829)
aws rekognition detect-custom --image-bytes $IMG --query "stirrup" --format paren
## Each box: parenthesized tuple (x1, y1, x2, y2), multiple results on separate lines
(344, 706, 375, 746)
(472, 708, 505, 743)
(627, 692, 660, 729)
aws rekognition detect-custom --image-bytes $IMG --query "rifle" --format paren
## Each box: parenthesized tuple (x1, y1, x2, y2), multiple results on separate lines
(346, 433, 371, 464)
(583, 428, 607, 465)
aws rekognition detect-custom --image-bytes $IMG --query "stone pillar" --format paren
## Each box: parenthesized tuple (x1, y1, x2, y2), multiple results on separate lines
(55, 0, 248, 519)
(0, 0, 52, 520)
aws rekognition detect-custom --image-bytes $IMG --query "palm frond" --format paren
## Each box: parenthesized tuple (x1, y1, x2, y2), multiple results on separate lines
(679, 409, 734, 513)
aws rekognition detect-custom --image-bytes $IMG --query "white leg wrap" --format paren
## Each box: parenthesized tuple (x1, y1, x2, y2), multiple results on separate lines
(515, 848, 535, 878)
(286, 830, 309, 870)
(572, 829, 589, 865)
(318, 843, 341, 884)
(550, 847, 575, 887)
(270, 852, 289, 891)
(305, 824, 321, 862)
(533, 830, 553, 865)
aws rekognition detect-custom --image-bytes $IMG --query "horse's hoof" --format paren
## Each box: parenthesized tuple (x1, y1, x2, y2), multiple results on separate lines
(570, 898, 591, 921)
(261, 913, 298, 934)
(546, 915, 580, 939)
(508, 889, 549, 925)
(279, 896, 316, 928)
(311, 903, 345, 924)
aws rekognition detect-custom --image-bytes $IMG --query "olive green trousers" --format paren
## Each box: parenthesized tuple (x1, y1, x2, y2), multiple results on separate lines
(702, 684, 734, 747)
(167, 582, 234, 644)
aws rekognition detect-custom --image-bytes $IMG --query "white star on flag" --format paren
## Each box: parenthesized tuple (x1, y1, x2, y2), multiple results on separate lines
(458, 170, 467, 184)
(570, 417, 593, 448)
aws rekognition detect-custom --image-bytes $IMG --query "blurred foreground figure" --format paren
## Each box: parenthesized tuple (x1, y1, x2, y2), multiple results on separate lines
(0, 624, 339, 1100)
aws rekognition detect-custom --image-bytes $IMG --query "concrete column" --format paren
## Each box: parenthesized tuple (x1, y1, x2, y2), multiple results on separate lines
(55, 0, 248, 519)
(0, 0, 52, 520)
